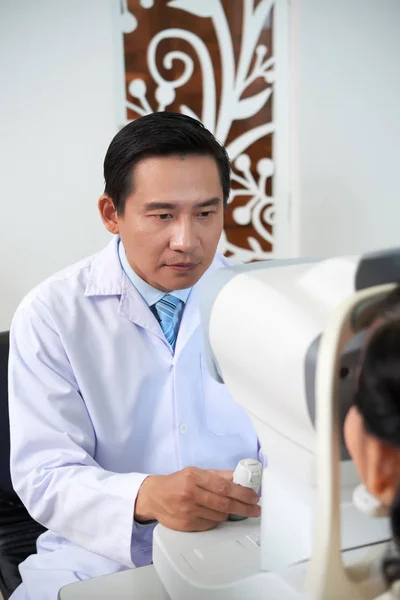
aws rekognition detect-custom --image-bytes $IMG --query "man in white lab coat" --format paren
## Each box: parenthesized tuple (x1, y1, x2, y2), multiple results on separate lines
(8, 112, 261, 600)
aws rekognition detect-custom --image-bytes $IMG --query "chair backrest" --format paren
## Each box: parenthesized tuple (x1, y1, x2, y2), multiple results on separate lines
(0, 332, 47, 600)
(0, 331, 16, 497)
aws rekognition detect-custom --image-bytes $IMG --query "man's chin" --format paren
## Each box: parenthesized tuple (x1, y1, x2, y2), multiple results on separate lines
(160, 264, 206, 290)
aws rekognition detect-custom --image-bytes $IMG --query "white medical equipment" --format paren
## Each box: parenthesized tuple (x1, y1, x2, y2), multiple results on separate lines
(140, 250, 400, 600)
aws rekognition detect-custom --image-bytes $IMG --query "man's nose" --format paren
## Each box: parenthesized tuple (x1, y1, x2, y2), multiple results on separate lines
(169, 218, 199, 253)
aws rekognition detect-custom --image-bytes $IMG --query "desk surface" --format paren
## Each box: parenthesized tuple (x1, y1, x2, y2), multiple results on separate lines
(58, 565, 169, 600)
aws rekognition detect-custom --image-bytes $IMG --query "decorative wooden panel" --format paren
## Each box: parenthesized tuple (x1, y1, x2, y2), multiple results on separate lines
(118, 0, 276, 261)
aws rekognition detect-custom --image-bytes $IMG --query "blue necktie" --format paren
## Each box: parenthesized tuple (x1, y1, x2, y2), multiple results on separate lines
(154, 294, 183, 350)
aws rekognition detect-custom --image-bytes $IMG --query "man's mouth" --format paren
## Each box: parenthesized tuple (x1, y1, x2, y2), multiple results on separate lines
(166, 263, 198, 272)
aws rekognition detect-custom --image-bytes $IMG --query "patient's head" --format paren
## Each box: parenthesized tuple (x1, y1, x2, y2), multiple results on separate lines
(344, 286, 400, 585)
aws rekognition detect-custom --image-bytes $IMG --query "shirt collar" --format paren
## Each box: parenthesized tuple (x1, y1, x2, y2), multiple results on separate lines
(118, 240, 191, 307)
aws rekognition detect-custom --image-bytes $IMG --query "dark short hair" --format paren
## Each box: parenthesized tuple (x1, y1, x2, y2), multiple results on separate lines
(354, 286, 400, 586)
(103, 112, 231, 215)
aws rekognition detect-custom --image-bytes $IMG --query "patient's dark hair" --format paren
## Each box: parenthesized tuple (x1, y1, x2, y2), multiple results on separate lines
(354, 286, 400, 586)
(103, 112, 231, 215)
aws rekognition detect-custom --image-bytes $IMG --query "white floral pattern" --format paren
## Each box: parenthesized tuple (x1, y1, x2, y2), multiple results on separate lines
(119, 0, 276, 261)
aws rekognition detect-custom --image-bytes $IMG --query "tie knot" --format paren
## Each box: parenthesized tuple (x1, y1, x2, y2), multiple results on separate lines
(154, 294, 183, 349)
(157, 294, 181, 311)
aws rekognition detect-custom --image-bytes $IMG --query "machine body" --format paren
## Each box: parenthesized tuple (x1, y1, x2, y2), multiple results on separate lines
(137, 250, 400, 599)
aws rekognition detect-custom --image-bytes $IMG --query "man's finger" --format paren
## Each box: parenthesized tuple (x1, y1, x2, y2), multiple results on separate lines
(198, 470, 259, 505)
(197, 469, 233, 497)
(196, 487, 261, 518)
(208, 469, 233, 481)
(196, 506, 229, 523)
(227, 480, 260, 505)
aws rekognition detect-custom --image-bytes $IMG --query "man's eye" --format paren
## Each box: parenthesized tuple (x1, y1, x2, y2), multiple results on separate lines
(198, 211, 213, 218)
(155, 214, 172, 220)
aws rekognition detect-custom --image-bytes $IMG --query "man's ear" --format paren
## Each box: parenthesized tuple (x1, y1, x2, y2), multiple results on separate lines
(98, 195, 119, 234)
(365, 435, 400, 506)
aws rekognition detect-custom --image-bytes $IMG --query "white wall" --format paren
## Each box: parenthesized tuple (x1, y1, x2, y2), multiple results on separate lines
(293, 0, 400, 258)
(0, 0, 118, 330)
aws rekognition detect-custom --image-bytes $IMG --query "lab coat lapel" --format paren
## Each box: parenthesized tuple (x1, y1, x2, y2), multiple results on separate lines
(85, 237, 165, 341)
(173, 286, 200, 360)
(118, 277, 164, 341)
(174, 255, 227, 361)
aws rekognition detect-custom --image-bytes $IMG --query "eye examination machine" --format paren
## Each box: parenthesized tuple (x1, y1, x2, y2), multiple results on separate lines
(135, 249, 400, 600)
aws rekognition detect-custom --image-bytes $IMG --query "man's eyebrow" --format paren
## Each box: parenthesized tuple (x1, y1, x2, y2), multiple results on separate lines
(144, 197, 222, 211)
(194, 197, 222, 209)
(144, 202, 177, 211)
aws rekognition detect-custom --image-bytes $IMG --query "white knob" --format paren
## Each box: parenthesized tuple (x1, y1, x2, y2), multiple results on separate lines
(233, 459, 262, 494)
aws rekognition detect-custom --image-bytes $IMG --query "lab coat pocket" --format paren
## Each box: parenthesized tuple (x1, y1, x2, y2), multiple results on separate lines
(200, 354, 247, 436)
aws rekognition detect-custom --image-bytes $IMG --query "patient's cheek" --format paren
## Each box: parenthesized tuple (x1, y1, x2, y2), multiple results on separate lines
(344, 406, 366, 482)
(344, 407, 355, 456)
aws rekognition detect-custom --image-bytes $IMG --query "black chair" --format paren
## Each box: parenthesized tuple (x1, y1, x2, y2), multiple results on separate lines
(0, 331, 46, 599)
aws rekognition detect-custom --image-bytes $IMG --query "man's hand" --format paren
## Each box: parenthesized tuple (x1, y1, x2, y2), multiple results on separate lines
(135, 467, 261, 532)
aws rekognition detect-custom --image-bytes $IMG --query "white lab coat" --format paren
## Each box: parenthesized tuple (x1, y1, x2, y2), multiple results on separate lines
(8, 238, 260, 600)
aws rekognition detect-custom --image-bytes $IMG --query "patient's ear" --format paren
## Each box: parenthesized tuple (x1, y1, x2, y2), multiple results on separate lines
(364, 436, 400, 506)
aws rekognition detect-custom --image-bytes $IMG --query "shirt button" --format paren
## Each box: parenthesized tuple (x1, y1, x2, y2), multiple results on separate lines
(179, 423, 188, 435)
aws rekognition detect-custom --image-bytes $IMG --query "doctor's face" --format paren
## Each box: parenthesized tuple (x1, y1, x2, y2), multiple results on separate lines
(99, 154, 224, 292)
